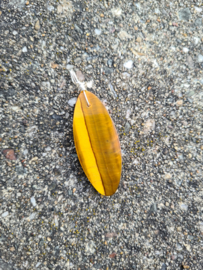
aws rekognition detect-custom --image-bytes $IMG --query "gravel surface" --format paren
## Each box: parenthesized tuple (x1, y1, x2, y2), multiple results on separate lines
(0, 1, 203, 269)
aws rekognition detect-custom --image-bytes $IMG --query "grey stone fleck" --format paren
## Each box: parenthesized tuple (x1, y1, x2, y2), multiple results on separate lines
(107, 59, 113, 67)
(195, 18, 202, 27)
(22, 46, 27, 53)
(194, 6, 202, 13)
(30, 196, 37, 207)
(74, 24, 83, 34)
(2, 212, 9, 218)
(178, 8, 191, 21)
(95, 29, 101, 35)
(111, 7, 122, 17)
(197, 54, 203, 63)
(177, 243, 183, 251)
(76, 69, 85, 81)
(68, 97, 77, 107)
(199, 222, 203, 232)
(16, 166, 26, 175)
(142, 119, 155, 135)
(9, 0, 26, 9)
(34, 20, 40, 30)
(124, 60, 133, 69)
(161, 263, 167, 270)
(36, 262, 41, 268)
(85, 240, 96, 255)
(119, 31, 132, 40)
(179, 202, 188, 211)
(0, 259, 14, 270)
(124, 122, 131, 133)
(187, 55, 194, 69)
(29, 213, 37, 221)
(66, 64, 74, 70)
(47, 5, 54, 12)
(109, 83, 117, 98)
(149, 203, 157, 214)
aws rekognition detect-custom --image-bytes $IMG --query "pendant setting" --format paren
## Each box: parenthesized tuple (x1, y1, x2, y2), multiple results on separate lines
(70, 69, 122, 196)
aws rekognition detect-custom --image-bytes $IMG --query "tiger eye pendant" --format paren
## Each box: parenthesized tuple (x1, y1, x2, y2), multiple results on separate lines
(70, 69, 122, 196)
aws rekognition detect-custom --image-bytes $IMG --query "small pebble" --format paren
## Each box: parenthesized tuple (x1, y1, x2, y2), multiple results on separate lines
(51, 63, 58, 69)
(182, 264, 190, 269)
(109, 252, 116, 258)
(30, 196, 37, 207)
(68, 97, 77, 107)
(29, 213, 37, 221)
(142, 119, 155, 134)
(136, 36, 142, 43)
(119, 31, 132, 40)
(57, 4, 63, 13)
(182, 47, 189, 53)
(193, 37, 200, 45)
(122, 72, 130, 79)
(177, 227, 182, 232)
(178, 8, 191, 21)
(86, 80, 93, 88)
(22, 46, 27, 53)
(109, 83, 117, 98)
(47, 5, 54, 12)
(76, 69, 85, 81)
(66, 64, 74, 70)
(187, 55, 194, 69)
(176, 100, 183, 106)
(199, 222, 203, 232)
(195, 18, 202, 27)
(111, 7, 122, 17)
(124, 60, 133, 69)
(35, 20, 40, 30)
(126, 109, 131, 119)
(197, 54, 203, 63)
(36, 262, 41, 268)
(124, 122, 131, 133)
(2, 149, 17, 160)
(161, 263, 167, 270)
(194, 6, 202, 13)
(2, 211, 9, 217)
(105, 233, 117, 238)
(179, 203, 188, 211)
(164, 173, 172, 180)
(95, 29, 101, 35)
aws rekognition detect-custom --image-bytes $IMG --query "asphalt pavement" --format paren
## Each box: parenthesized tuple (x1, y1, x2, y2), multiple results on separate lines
(0, 1, 203, 269)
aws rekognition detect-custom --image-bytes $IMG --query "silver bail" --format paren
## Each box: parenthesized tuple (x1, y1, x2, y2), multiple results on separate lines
(69, 69, 90, 107)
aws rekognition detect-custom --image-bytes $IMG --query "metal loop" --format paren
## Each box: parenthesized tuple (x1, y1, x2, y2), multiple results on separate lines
(83, 91, 90, 107)
(69, 69, 90, 107)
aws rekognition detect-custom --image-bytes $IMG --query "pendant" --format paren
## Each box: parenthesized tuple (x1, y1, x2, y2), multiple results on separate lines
(69, 69, 122, 196)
